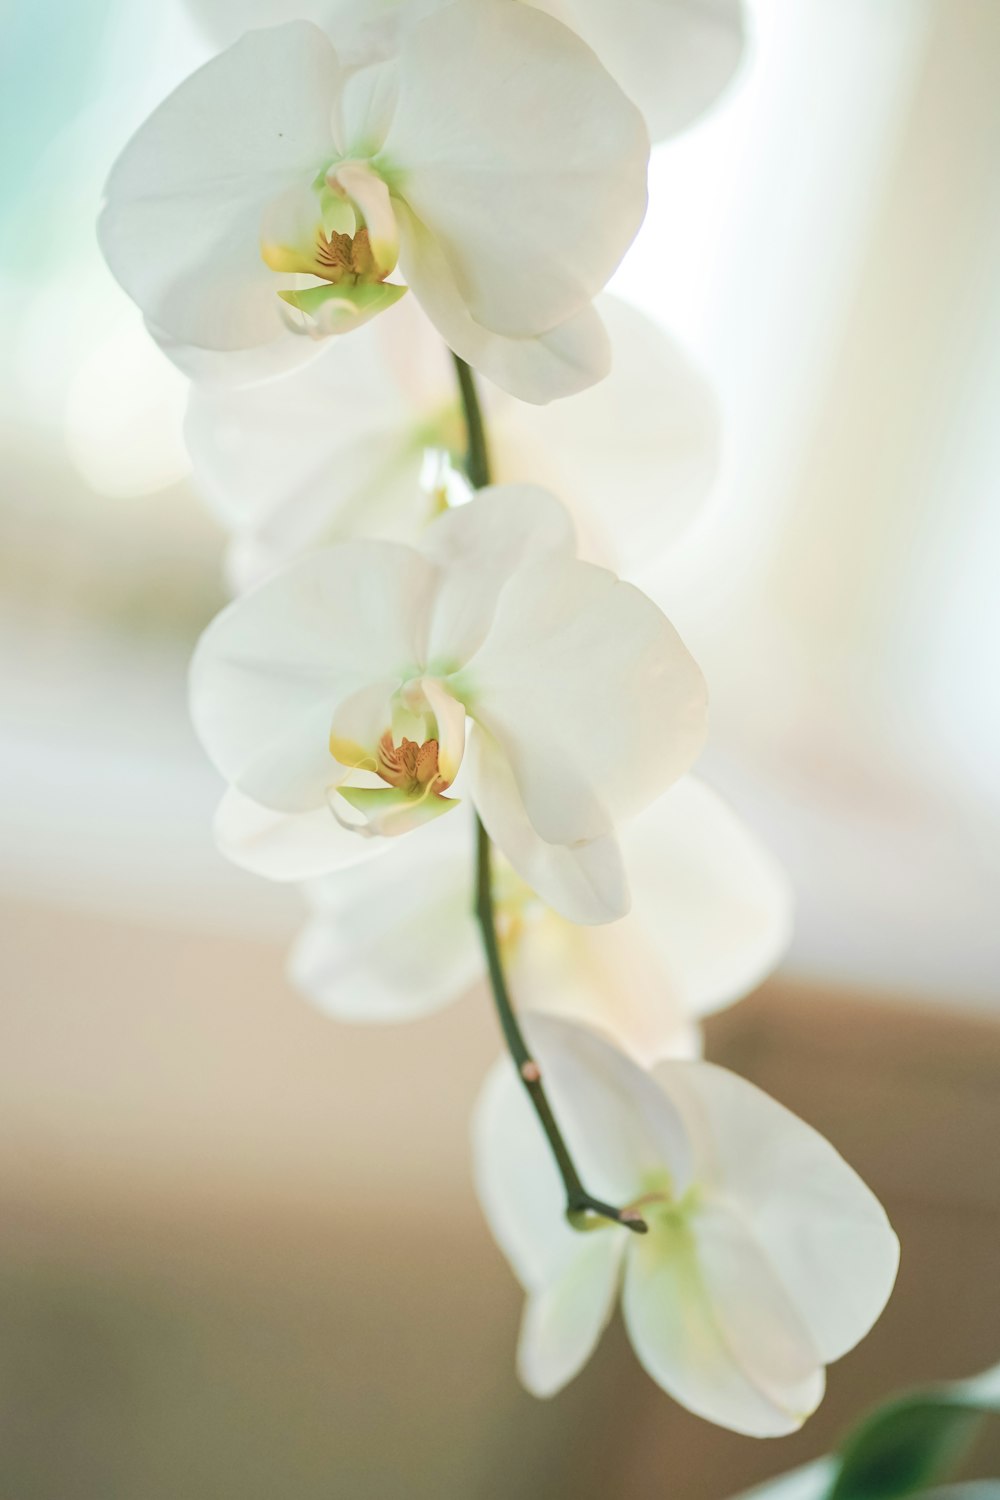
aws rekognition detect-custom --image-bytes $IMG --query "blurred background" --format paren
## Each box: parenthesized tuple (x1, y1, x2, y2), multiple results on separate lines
(0, 1, 998, 1496)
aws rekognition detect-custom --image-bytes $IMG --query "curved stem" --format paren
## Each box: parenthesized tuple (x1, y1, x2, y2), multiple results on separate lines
(453, 353, 646, 1237)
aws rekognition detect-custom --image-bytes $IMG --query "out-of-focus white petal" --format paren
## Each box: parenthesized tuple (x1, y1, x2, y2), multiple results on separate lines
(654, 1061, 900, 1366)
(511, 910, 698, 1066)
(735, 1460, 838, 1500)
(189, 541, 437, 810)
(491, 296, 720, 567)
(186, 341, 412, 534)
(183, 0, 341, 48)
(533, 0, 745, 142)
(621, 1222, 825, 1437)
(381, 1, 648, 338)
(502, 775, 788, 1062)
(291, 805, 481, 1019)
(459, 558, 707, 844)
(467, 725, 630, 925)
(99, 24, 340, 355)
(624, 777, 793, 1021)
(395, 202, 612, 403)
(182, 0, 445, 65)
(182, 0, 743, 145)
(214, 787, 388, 880)
(185, 297, 453, 587)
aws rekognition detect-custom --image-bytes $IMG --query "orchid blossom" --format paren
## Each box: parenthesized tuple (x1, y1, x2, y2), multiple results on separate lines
(474, 1013, 900, 1433)
(189, 486, 707, 925)
(98, 5, 648, 401)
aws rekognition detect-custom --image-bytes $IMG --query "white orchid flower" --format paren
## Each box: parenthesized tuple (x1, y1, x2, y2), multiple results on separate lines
(474, 1013, 900, 1433)
(182, 0, 745, 144)
(185, 295, 720, 591)
(291, 777, 791, 1065)
(189, 486, 706, 924)
(98, 6, 649, 402)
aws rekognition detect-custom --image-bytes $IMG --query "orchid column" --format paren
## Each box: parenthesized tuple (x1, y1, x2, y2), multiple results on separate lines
(98, 0, 900, 1435)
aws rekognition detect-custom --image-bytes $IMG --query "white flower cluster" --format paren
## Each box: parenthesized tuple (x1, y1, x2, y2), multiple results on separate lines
(99, 0, 898, 1436)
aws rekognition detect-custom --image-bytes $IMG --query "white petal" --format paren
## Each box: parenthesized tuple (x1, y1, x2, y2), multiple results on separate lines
(510, 778, 788, 1065)
(623, 776, 793, 1022)
(473, 1018, 691, 1303)
(652, 1061, 900, 1365)
(517, 1233, 623, 1398)
(622, 1220, 824, 1436)
(181, 0, 443, 66)
(692, 1201, 823, 1397)
(736, 1460, 838, 1500)
(291, 804, 482, 1020)
(422, 484, 576, 576)
(459, 558, 707, 844)
(511, 909, 698, 1066)
(421, 485, 576, 666)
(182, 0, 340, 47)
(189, 541, 436, 811)
(467, 725, 629, 925)
(100, 24, 340, 352)
(336, 59, 401, 157)
(394, 201, 611, 402)
(214, 787, 387, 880)
(149, 317, 331, 387)
(533, 0, 745, 142)
(491, 295, 720, 566)
(328, 677, 399, 768)
(473, 1051, 579, 1290)
(473, 1046, 626, 1396)
(185, 297, 452, 586)
(418, 677, 468, 784)
(522, 1013, 695, 1203)
(380, 1, 648, 336)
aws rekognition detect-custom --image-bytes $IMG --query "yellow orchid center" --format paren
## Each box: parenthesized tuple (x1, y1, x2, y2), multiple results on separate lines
(375, 731, 451, 797)
(261, 159, 407, 335)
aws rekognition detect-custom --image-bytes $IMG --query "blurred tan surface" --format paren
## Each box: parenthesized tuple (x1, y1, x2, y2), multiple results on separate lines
(1, 894, 999, 1499)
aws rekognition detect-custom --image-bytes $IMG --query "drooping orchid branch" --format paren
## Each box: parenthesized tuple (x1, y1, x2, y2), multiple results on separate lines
(452, 352, 647, 1237)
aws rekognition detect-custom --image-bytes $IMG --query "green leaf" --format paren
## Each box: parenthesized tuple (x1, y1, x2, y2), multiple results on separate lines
(829, 1366, 1000, 1500)
(731, 1367, 1000, 1500)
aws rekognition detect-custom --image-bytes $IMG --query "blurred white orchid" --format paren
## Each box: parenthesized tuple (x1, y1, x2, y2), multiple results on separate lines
(189, 487, 706, 924)
(474, 1013, 899, 1433)
(291, 777, 791, 1065)
(182, 0, 745, 144)
(98, 6, 648, 402)
(185, 295, 720, 590)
